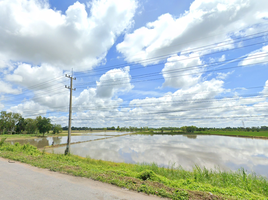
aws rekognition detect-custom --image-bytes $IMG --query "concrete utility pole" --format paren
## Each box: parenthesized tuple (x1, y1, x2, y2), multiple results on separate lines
(65, 70, 76, 155)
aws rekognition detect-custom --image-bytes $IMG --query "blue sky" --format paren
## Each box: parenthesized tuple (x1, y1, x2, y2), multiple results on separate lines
(0, 0, 268, 128)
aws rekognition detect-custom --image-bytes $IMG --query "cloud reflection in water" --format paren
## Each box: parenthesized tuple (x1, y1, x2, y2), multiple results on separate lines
(48, 135, 268, 177)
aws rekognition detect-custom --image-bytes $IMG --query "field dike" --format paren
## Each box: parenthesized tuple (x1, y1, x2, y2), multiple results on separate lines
(0, 142, 267, 200)
(135, 131, 268, 139)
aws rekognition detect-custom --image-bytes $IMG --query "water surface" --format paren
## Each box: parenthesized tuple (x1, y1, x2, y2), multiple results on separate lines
(47, 134, 268, 177)
(85, 131, 131, 136)
(8, 135, 112, 148)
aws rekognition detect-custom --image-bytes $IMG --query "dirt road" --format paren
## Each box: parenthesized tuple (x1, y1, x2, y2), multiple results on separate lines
(0, 157, 165, 200)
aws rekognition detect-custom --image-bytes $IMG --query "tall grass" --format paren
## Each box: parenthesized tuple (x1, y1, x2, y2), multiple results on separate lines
(0, 138, 6, 146)
(196, 130, 268, 137)
(136, 130, 268, 138)
(0, 143, 267, 199)
(133, 163, 268, 197)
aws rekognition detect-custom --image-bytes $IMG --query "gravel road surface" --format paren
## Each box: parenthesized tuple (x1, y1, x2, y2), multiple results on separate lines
(0, 157, 166, 200)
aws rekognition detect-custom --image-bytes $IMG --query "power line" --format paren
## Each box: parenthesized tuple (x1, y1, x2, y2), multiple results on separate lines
(13, 76, 65, 93)
(20, 92, 268, 118)
(6, 49, 267, 106)
(74, 52, 268, 87)
(73, 114, 268, 121)
(14, 83, 268, 111)
(75, 29, 268, 75)
(3, 79, 67, 100)
(4, 31, 267, 99)
(2, 30, 268, 127)
(75, 59, 268, 89)
(3, 88, 68, 107)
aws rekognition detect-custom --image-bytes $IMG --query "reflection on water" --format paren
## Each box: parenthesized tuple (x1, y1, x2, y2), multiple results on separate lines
(47, 134, 268, 177)
(9, 137, 50, 148)
(8, 135, 112, 148)
(183, 135, 197, 139)
(86, 131, 131, 136)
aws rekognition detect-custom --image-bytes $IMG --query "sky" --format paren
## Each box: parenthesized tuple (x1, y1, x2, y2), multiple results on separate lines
(0, 0, 268, 128)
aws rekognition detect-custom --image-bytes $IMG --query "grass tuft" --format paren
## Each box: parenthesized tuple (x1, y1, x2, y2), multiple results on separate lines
(0, 138, 7, 146)
(0, 143, 267, 199)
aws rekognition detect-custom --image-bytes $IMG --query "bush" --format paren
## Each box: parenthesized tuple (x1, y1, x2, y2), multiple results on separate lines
(0, 138, 6, 146)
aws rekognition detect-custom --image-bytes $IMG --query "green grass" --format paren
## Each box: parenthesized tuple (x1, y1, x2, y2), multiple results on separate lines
(0, 143, 267, 199)
(0, 133, 68, 139)
(195, 130, 268, 138)
(0, 130, 117, 140)
(136, 130, 268, 138)
(0, 138, 7, 146)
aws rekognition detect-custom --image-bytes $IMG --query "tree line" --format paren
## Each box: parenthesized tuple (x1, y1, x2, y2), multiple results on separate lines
(0, 111, 62, 136)
(149, 126, 268, 133)
(1, 111, 267, 135)
(61, 125, 268, 133)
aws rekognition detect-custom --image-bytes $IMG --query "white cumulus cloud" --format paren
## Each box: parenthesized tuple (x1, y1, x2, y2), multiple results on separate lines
(117, 0, 268, 65)
(262, 80, 268, 95)
(96, 66, 133, 98)
(0, 0, 137, 70)
(8, 100, 49, 117)
(5, 63, 69, 111)
(239, 45, 268, 66)
(71, 67, 133, 123)
(0, 80, 21, 94)
(162, 54, 202, 88)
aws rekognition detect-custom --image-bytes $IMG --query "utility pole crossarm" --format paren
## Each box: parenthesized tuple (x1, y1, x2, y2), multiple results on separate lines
(65, 72, 76, 155)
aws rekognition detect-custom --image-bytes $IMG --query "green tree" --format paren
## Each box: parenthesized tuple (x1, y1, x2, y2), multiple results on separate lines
(0, 118, 4, 134)
(36, 116, 52, 136)
(181, 126, 197, 133)
(25, 118, 37, 134)
(181, 126, 187, 133)
(15, 117, 26, 134)
(186, 126, 197, 133)
(0, 111, 21, 134)
(0, 111, 8, 134)
(52, 124, 62, 134)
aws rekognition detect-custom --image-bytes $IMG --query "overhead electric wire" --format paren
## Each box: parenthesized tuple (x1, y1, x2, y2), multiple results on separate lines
(12, 82, 268, 114)
(3, 29, 267, 92)
(73, 114, 268, 121)
(3, 87, 68, 105)
(71, 100, 268, 114)
(6, 82, 66, 99)
(74, 39, 267, 83)
(4, 78, 67, 101)
(20, 91, 268, 118)
(15, 76, 65, 93)
(5, 30, 267, 98)
(4, 58, 268, 115)
(7, 49, 267, 106)
(3, 30, 268, 126)
(24, 104, 268, 120)
(24, 76, 65, 90)
(75, 58, 268, 89)
(74, 29, 268, 75)
(72, 95, 268, 112)
(74, 52, 268, 87)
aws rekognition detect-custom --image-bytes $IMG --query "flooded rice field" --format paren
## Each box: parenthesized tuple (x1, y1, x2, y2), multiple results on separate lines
(9, 132, 268, 177)
(6, 132, 125, 148)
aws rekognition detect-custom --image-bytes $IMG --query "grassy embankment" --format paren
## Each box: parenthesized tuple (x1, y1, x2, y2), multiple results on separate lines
(0, 130, 113, 140)
(0, 140, 267, 200)
(196, 130, 268, 138)
(137, 130, 268, 139)
(0, 133, 67, 140)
